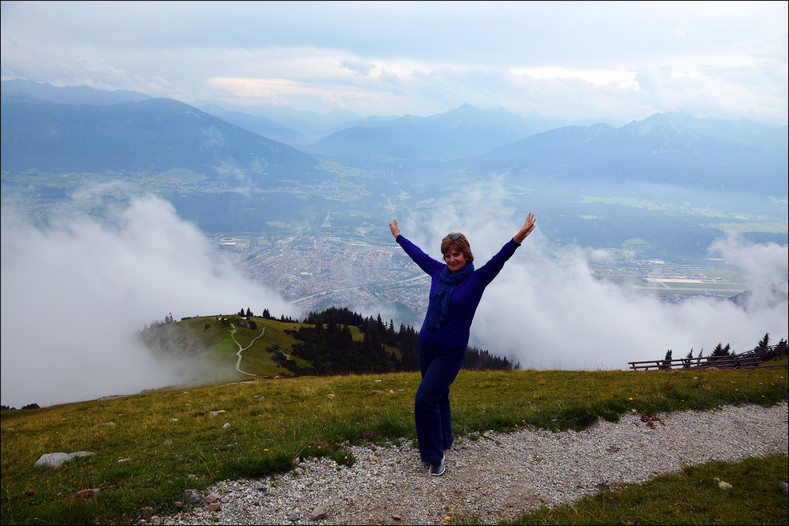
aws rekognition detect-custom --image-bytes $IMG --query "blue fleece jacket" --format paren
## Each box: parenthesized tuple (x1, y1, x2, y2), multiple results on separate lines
(396, 234, 521, 348)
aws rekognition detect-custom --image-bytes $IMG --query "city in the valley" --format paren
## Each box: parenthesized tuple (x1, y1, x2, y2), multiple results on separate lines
(214, 230, 749, 324)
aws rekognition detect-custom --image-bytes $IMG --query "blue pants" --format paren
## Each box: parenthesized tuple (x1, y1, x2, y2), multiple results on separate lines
(415, 338, 466, 463)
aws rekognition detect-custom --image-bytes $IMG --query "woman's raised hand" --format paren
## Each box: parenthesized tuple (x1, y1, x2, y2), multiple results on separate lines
(513, 213, 536, 244)
(389, 218, 400, 238)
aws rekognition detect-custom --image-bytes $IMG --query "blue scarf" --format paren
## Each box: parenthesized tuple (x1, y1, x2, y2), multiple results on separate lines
(424, 263, 475, 330)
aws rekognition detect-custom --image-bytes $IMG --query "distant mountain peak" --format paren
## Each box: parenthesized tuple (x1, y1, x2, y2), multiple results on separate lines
(624, 113, 687, 138)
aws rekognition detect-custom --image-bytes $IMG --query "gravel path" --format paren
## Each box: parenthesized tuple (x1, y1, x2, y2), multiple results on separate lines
(158, 402, 788, 525)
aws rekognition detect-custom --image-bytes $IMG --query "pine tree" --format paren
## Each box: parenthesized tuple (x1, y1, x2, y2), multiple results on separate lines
(662, 349, 673, 369)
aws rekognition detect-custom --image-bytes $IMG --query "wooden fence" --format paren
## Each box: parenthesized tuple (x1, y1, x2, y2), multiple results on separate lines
(629, 344, 787, 371)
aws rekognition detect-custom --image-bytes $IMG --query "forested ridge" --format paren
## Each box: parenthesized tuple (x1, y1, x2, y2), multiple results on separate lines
(272, 306, 519, 376)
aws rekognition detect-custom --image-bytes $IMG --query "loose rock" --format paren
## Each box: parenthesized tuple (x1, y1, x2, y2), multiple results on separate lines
(34, 451, 94, 469)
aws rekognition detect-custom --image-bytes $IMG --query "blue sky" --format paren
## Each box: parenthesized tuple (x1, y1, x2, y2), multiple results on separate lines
(2, 1, 787, 123)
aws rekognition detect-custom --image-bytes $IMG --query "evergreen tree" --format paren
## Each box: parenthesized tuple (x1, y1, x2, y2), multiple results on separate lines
(664, 349, 673, 361)
(756, 333, 770, 352)
(711, 343, 732, 356)
(661, 349, 673, 369)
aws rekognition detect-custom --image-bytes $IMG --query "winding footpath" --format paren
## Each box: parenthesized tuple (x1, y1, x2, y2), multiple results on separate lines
(160, 402, 788, 525)
(229, 324, 265, 377)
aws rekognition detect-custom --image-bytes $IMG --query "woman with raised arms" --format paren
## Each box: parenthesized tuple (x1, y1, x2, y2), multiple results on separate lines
(388, 213, 536, 476)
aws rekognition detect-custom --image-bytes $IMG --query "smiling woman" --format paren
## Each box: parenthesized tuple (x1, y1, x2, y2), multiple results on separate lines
(388, 214, 535, 475)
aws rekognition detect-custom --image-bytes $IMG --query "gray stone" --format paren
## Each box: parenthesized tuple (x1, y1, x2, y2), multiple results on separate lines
(309, 506, 327, 521)
(34, 451, 94, 469)
(779, 481, 789, 496)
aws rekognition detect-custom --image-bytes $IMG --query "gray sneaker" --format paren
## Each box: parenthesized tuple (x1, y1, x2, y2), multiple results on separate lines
(429, 454, 445, 476)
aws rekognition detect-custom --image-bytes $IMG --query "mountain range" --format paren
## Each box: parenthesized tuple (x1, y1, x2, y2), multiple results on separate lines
(1, 91, 321, 184)
(462, 113, 787, 194)
(310, 103, 535, 161)
(2, 79, 787, 256)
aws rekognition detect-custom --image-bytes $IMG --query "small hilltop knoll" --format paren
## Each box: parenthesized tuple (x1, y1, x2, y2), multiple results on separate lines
(138, 307, 518, 382)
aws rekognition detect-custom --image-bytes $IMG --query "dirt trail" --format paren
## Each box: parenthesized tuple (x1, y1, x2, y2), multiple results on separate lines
(229, 324, 266, 376)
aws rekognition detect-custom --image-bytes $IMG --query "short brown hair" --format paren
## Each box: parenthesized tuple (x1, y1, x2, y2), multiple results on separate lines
(441, 233, 474, 264)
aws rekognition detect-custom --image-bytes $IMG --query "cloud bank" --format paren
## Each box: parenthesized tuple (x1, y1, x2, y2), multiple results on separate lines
(398, 182, 788, 370)
(0, 193, 299, 408)
(2, 1, 786, 123)
(2, 181, 786, 407)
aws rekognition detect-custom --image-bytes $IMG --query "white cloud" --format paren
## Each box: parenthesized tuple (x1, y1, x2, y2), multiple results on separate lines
(0, 192, 299, 408)
(510, 67, 640, 90)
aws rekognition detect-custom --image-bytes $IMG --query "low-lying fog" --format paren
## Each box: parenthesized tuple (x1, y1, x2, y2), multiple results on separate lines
(2, 182, 786, 407)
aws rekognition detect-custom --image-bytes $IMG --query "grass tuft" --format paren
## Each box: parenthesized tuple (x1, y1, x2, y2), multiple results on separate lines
(221, 450, 296, 479)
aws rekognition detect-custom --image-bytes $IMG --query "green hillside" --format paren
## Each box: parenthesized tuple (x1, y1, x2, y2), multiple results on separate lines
(140, 315, 316, 378)
(138, 312, 403, 380)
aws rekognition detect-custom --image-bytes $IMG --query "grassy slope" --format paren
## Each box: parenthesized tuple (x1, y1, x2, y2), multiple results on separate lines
(142, 315, 312, 378)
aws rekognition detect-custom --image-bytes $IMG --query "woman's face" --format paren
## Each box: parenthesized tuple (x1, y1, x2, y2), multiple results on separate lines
(443, 249, 467, 273)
